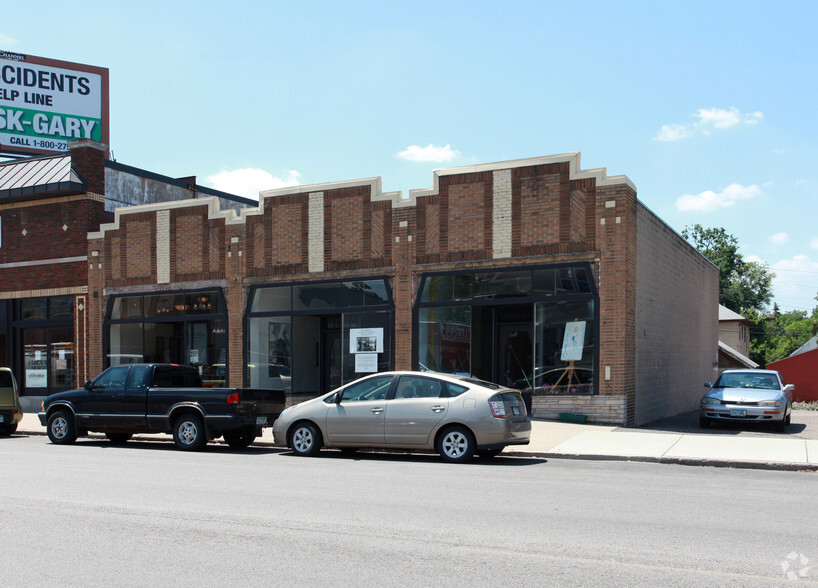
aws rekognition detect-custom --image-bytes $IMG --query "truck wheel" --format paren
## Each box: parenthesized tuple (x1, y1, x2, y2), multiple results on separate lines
(290, 422, 322, 457)
(106, 433, 133, 444)
(173, 414, 207, 451)
(47, 410, 77, 445)
(437, 425, 475, 463)
(223, 431, 255, 449)
(0, 424, 16, 436)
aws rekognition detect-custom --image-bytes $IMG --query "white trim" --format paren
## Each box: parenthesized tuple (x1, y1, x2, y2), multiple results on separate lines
(0, 255, 87, 269)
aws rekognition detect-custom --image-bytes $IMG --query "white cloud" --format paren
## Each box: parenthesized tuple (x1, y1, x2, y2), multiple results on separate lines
(0, 34, 18, 46)
(675, 183, 762, 212)
(771, 255, 818, 311)
(653, 107, 763, 141)
(396, 144, 460, 163)
(653, 124, 694, 142)
(769, 232, 789, 246)
(206, 168, 301, 200)
(810, 238, 818, 249)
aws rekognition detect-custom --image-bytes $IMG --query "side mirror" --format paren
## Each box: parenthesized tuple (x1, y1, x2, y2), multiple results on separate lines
(704, 382, 713, 388)
(84, 380, 94, 391)
(784, 384, 795, 392)
(333, 392, 343, 404)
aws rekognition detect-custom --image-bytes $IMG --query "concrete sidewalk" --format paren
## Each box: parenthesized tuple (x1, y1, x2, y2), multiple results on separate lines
(16, 412, 818, 471)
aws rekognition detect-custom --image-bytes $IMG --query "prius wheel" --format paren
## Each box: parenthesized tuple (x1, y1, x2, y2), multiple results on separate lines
(173, 414, 207, 451)
(290, 422, 322, 457)
(699, 416, 711, 429)
(437, 426, 475, 463)
(47, 410, 77, 445)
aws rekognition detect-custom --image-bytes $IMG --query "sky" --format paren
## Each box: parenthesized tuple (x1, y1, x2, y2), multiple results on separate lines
(2, 0, 817, 313)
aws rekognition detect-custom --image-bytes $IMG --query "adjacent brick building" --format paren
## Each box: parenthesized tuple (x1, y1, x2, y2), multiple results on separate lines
(0, 140, 253, 405)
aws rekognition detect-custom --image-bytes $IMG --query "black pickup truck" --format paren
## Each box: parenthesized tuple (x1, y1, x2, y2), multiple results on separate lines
(38, 363, 286, 451)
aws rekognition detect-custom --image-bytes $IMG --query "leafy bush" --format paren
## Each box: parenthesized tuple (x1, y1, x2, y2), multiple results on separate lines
(793, 401, 818, 411)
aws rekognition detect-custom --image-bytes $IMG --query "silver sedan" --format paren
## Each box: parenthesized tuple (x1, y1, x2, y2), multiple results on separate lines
(699, 369, 794, 431)
(272, 371, 531, 462)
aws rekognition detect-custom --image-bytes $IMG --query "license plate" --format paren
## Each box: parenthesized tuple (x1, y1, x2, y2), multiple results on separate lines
(0, 415, 4, 423)
(256, 416, 268, 426)
(729, 408, 746, 417)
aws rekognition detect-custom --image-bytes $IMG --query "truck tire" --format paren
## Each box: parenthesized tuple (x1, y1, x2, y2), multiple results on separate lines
(47, 410, 77, 445)
(0, 423, 17, 436)
(172, 414, 207, 451)
(223, 431, 255, 449)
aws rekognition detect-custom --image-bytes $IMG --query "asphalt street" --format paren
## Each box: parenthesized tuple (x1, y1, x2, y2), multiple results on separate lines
(1, 435, 816, 586)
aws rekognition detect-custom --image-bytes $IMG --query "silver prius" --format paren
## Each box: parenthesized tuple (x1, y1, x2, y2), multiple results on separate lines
(699, 369, 794, 432)
(272, 371, 531, 462)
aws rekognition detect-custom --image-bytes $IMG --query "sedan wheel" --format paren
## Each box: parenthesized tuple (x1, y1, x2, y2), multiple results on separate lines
(173, 414, 207, 451)
(699, 415, 711, 429)
(291, 422, 322, 457)
(47, 410, 77, 445)
(437, 426, 475, 463)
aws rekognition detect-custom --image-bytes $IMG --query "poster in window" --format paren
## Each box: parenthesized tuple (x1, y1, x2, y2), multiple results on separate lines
(350, 328, 383, 354)
(560, 321, 586, 362)
(355, 353, 378, 373)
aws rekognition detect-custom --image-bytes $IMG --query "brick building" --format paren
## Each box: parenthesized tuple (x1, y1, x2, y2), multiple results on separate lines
(0, 140, 254, 406)
(75, 150, 718, 426)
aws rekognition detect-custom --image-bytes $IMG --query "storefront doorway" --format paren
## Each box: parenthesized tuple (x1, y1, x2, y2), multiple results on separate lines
(246, 279, 394, 402)
(13, 296, 75, 396)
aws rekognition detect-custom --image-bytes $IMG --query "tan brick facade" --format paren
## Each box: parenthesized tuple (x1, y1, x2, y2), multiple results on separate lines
(78, 153, 717, 426)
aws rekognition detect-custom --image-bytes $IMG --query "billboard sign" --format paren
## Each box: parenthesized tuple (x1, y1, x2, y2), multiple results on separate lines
(0, 50, 109, 156)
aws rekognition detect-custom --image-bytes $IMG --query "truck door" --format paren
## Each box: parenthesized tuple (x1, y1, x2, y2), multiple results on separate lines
(116, 364, 150, 429)
(75, 365, 132, 428)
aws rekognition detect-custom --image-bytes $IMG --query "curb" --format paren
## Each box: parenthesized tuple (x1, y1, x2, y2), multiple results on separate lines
(502, 450, 818, 473)
(18, 427, 818, 473)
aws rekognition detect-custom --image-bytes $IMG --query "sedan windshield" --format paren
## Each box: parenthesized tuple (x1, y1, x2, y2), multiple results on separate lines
(714, 372, 779, 390)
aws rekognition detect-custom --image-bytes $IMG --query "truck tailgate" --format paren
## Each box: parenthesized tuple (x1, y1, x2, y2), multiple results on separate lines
(233, 388, 286, 418)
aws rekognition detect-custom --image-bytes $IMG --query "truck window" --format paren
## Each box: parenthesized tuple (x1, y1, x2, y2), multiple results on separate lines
(0, 371, 13, 388)
(152, 366, 174, 387)
(127, 365, 151, 389)
(94, 366, 130, 390)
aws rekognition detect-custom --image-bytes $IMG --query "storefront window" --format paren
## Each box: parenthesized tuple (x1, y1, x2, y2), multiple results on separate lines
(16, 296, 76, 395)
(417, 306, 471, 374)
(106, 290, 227, 385)
(247, 278, 393, 398)
(109, 323, 144, 364)
(50, 328, 74, 389)
(21, 299, 47, 320)
(533, 299, 595, 394)
(415, 264, 597, 395)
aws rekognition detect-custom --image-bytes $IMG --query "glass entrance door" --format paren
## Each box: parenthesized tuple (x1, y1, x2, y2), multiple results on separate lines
(22, 327, 75, 395)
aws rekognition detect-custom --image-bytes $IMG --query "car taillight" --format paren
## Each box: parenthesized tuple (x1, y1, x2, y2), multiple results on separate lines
(489, 396, 506, 418)
(226, 391, 240, 405)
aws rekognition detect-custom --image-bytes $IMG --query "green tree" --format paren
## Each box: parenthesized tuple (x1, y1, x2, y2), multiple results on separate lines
(682, 224, 774, 314)
(749, 307, 818, 365)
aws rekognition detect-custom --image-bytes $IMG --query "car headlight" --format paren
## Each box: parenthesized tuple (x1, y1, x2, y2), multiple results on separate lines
(758, 399, 783, 407)
(701, 397, 720, 405)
